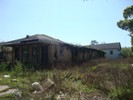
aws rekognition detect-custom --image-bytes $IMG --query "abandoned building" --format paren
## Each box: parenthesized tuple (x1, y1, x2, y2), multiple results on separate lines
(88, 42, 121, 59)
(0, 34, 105, 67)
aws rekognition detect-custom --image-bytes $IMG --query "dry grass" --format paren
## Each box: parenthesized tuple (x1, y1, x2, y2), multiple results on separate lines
(0, 58, 133, 99)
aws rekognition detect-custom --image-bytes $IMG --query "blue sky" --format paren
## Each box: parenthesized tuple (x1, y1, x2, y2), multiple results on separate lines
(0, 0, 133, 47)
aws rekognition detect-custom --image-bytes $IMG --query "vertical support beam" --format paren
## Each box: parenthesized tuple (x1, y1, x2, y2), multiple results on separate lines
(12, 47, 14, 64)
(21, 45, 23, 63)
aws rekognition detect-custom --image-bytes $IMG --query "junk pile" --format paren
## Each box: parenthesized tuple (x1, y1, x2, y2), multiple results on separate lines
(31, 78, 55, 94)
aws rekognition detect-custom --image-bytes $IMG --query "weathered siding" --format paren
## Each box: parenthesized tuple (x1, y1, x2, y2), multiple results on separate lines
(11, 44, 50, 67)
(55, 45, 72, 63)
(103, 49, 121, 59)
(2, 43, 105, 67)
(62, 46, 72, 63)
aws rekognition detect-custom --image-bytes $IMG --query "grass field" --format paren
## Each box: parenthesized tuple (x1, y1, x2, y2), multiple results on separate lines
(0, 58, 133, 99)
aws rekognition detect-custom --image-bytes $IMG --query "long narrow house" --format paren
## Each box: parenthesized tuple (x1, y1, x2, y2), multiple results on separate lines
(1, 34, 105, 68)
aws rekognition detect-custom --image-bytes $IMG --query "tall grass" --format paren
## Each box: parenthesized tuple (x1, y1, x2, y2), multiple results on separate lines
(0, 58, 133, 99)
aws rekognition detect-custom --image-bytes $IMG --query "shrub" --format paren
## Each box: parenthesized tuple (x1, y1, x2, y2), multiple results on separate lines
(11, 61, 23, 77)
(0, 62, 9, 71)
(121, 47, 132, 58)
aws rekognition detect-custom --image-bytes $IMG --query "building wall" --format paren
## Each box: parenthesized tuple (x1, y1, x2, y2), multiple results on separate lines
(49, 44, 55, 64)
(78, 50, 83, 62)
(62, 46, 72, 63)
(56, 45, 72, 63)
(12, 43, 74, 66)
(0, 47, 12, 62)
(5, 43, 105, 67)
(43, 44, 73, 64)
(103, 49, 121, 59)
(12, 43, 51, 66)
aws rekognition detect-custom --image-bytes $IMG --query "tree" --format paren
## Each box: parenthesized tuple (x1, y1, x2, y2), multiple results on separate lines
(121, 47, 132, 58)
(90, 40, 98, 45)
(117, 5, 133, 52)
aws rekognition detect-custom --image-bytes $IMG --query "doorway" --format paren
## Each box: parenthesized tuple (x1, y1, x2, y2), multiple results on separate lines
(41, 46, 48, 65)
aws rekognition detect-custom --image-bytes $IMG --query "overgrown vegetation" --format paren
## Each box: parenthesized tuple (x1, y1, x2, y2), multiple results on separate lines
(121, 47, 132, 58)
(0, 58, 133, 99)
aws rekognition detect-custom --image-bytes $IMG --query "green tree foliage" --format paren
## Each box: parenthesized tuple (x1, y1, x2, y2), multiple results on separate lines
(117, 5, 133, 34)
(117, 5, 133, 52)
(121, 47, 132, 58)
(90, 40, 99, 45)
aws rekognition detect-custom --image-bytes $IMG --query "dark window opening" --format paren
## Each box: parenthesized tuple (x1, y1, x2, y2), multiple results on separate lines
(42, 46, 48, 65)
(0, 52, 2, 59)
(32, 47, 38, 56)
(32, 47, 38, 64)
(15, 48, 19, 61)
(23, 48, 29, 64)
(110, 50, 113, 55)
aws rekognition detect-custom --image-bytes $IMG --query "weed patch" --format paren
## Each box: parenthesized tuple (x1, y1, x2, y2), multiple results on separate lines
(0, 58, 133, 99)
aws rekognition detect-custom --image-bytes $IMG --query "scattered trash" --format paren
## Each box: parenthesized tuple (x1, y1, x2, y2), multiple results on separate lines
(93, 96, 97, 100)
(32, 90, 39, 94)
(0, 89, 21, 98)
(42, 78, 54, 91)
(4, 75, 10, 78)
(31, 78, 54, 94)
(31, 82, 40, 86)
(32, 82, 44, 94)
(37, 84, 44, 92)
(12, 89, 22, 98)
(56, 91, 66, 100)
(11, 79, 18, 82)
(0, 85, 10, 92)
(0, 85, 21, 98)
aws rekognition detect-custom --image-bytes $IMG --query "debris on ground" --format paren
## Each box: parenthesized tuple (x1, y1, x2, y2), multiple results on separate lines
(32, 82, 44, 94)
(32, 78, 54, 94)
(4, 75, 10, 78)
(0, 85, 10, 92)
(41, 78, 54, 91)
(11, 79, 18, 82)
(12, 89, 22, 98)
(56, 91, 67, 100)
(0, 88, 21, 98)
(31, 82, 40, 86)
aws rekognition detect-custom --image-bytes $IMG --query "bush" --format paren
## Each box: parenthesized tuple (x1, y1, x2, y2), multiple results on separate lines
(0, 62, 9, 71)
(11, 61, 24, 77)
(121, 47, 132, 58)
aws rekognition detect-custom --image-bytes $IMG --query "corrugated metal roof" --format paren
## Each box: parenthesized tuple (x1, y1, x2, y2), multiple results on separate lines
(0, 34, 105, 54)
(89, 42, 121, 50)
(1, 34, 65, 46)
(0, 34, 105, 55)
